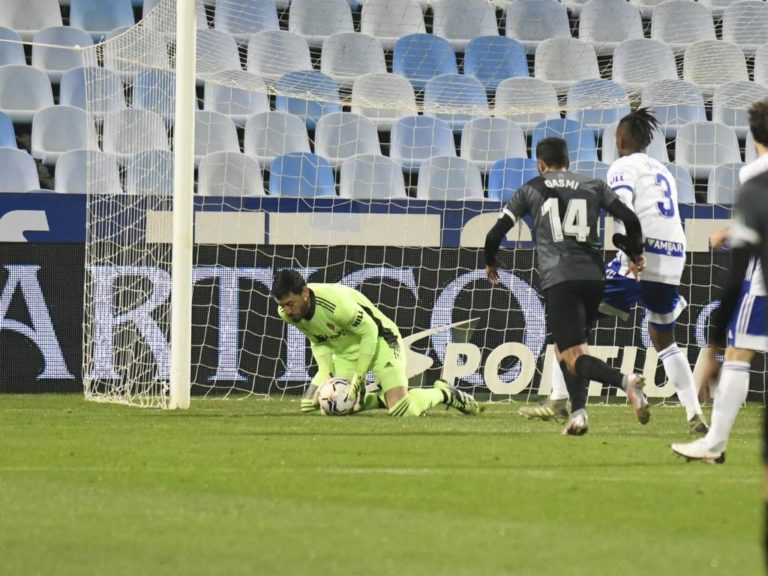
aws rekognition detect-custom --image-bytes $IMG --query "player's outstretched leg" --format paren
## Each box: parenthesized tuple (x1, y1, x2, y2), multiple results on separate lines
(519, 398, 569, 422)
(434, 379, 482, 415)
(623, 373, 650, 425)
(387, 387, 444, 417)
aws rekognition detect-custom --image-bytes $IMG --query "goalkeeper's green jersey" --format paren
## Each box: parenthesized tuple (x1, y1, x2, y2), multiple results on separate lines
(277, 283, 402, 384)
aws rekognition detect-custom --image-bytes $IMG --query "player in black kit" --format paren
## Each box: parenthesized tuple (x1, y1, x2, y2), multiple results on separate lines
(485, 137, 649, 435)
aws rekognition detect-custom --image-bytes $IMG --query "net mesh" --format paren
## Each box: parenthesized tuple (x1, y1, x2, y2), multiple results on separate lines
(79, 0, 766, 408)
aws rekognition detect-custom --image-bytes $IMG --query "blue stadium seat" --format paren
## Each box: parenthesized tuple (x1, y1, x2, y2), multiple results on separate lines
(565, 79, 630, 135)
(431, 0, 499, 50)
(320, 32, 387, 88)
(464, 36, 528, 93)
(460, 117, 527, 173)
(289, 0, 355, 49)
(0, 111, 17, 148)
(125, 149, 174, 195)
(269, 152, 336, 197)
(339, 153, 407, 199)
(213, 0, 279, 43)
(69, 0, 135, 42)
(102, 108, 169, 162)
(390, 115, 456, 172)
(0, 0, 62, 42)
(203, 70, 270, 128)
(0, 148, 40, 192)
(416, 156, 485, 200)
(360, 0, 426, 51)
(194, 110, 240, 167)
(31, 105, 98, 166)
(392, 34, 458, 91)
(423, 74, 489, 132)
(198, 151, 266, 197)
(247, 30, 312, 83)
(0, 65, 54, 123)
(32, 27, 94, 83)
(55, 149, 123, 195)
(641, 79, 706, 139)
(59, 66, 126, 117)
(674, 121, 742, 181)
(487, 157, 539, 202)
(505, 0, 570, 55)
(244, 111, 311, 168)
(707, 162, 745, 204)
(531, 119, 598, 163)
(315, 112, 381, 168)
(0, 27, 26, 67)
(275, 70, 342, 130)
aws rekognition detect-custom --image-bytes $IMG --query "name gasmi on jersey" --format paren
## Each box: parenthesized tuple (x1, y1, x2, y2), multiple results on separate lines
(544, 178, 579, 190)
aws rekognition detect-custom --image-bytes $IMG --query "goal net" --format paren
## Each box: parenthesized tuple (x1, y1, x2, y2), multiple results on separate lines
(81, 0, 766, 408)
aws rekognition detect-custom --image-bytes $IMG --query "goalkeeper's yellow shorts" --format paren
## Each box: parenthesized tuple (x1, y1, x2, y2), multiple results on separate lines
(331, 337, 408, 394)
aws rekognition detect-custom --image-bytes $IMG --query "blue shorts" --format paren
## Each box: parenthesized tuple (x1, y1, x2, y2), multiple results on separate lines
(727, 285, 768, 351)
(599, 273, 687, 328)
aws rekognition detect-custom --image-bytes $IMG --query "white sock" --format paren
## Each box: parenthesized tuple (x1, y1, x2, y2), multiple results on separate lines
(658, 343, 702, 420)
(550, 354, 569, 401)
(706, 361, 750, 453)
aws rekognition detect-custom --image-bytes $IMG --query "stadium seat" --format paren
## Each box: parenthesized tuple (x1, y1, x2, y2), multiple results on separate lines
(431, 0, 499, 50)
(390, 115, 456, 172)
(505, 0, 570, 55)
(0, 0, 62, 42)
(31, 105, 98, 166)
(651, 1, 716, 56)
(213, 0, 279, 43)
(203, 70, 269, 128)
(194, 110, 240, 166)
(0, 149, 40, 192)
(561, 0, 590, 16)
(69, 0, 135, 42)
(59, 66, 126, 117)
(423, 74, 489, 132)
(629, 0, 667, 19)
(534, 38, 600, 93)
(0, 27, 26, 67)
(746, 130, 758, 163)
(143, 0, 207, 28)
(198, 151, 265, 197)
(360, 0, 426, 50)
(125, 149, 174, 195)
(611, 38, 677, 93)
(315, 112, 381, 168)
(464, 36, 528, 92)
(601, 120, 668, 164)
(494, 77, 560, 134)
(269, 152, 336, 197)
(565, 79, 630, 135)
(578, 0, 643, 57)
(700, 0, 746, 20)
(487, 157, 539, 202)
(683, 40, 749, 97)
(247, 30, 312, 83)
(571, 160, 610, 182)
(133, 68, 188, 122)
(531, 118, 598, 163)
(103, 26, 170, 78)
(102, 108, 170, 162)
(275, 70, 342, 130)
(351, 72, 418, 129)
(0, 111, 17, 148)
(416, 156, 484, 200)
(244, 111, 311, 168)
(289, 0, 354, 48)
(674, 121, 742, 181)
(460, 117, 527, 173)
(713, 81, 768, 140)
(320, 33, 387, 89)
(339, 153, 407, 199)
(641, 79, 706, 139)
(722, 1, 768, 56)
(392, 34, 458, 91)
(196, 29, 242, 80)
(0, 65, 54, 123)
(32, 27, 94, 84)
(707, 162, 745, 204)
(755, 44, 768, 88)
(664, 163, 695, 204)
(54, 149, 122, 194)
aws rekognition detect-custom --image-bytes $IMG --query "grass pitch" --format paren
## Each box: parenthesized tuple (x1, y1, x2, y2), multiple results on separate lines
(0, 395, 763, 576)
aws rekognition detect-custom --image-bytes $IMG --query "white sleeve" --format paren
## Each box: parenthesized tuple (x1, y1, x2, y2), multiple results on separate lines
(607, 161, 636, 211)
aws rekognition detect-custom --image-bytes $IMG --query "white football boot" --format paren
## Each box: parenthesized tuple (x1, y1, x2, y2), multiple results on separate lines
(671, 438, 726, 464)
(562, 408, 589, 436)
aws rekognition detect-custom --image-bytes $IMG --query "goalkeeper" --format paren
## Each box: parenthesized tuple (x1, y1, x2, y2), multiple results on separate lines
(273, 269, 480, 416)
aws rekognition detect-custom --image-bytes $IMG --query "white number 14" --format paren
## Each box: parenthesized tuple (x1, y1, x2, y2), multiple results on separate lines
(541, 198, 590, 242)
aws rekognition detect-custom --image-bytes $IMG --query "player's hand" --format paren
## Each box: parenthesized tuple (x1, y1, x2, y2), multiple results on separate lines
(612, 233, 643, 264)
(698, 346, 722, 402)
(300, 385, 320, 413)
(486, 263, 501, 285)
(627, 255, 646, 281)
(709, 227, 731, 250)
(345, 373, 366, 412)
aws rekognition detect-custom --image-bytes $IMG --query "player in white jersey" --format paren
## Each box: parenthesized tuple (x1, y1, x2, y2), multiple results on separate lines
(520, 109, 707, 433)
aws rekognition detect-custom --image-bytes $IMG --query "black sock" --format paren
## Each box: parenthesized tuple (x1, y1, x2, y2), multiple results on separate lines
(560, 361, 588, 412)
(574, 355, 624, 390)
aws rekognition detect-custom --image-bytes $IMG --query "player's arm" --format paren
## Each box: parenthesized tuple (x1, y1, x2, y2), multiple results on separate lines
(301, 341, 333, 413)
(343, 304, 379, 400)
(485, 189, 528, 284)
(605, 196, 644, 265)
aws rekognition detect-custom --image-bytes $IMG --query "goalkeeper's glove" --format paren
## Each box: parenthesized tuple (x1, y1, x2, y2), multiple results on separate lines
(344, 373, 366, 413)
(612, 232, 643, 264)
(300, 385, 320, 413)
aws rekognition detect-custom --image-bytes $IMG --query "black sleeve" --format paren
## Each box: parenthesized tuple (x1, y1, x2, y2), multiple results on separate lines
(606, 197, 643, 261)
(709, 246, 752, 348)
(484, 213, 515, 266)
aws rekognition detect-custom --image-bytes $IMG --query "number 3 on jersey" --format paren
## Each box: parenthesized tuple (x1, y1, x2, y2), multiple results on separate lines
(541, 198, 590, 242)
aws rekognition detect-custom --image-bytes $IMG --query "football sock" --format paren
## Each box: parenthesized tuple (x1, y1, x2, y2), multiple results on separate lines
(659, 343, 702, 420)
(388, 388, 444, 417)
(550, 354, 570, 401)
(706, 361, 750, 453)
(574, 355, 624, 390)
(363, 392, 382, 411)
(560, 361, 587, 412)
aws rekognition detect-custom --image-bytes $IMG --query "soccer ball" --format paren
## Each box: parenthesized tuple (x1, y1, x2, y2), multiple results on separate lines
(318, 378, 355, 416)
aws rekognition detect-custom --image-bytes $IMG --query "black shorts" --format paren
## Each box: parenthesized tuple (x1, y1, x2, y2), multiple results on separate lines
(543, 280, 605, 352)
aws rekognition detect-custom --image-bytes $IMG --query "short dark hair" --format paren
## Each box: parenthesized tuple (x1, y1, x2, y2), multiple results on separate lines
(536, 137, 569, 169)
(272, 269, 305, 299)
(749, 99, 768, 148)
(616, 108, 659, 152)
